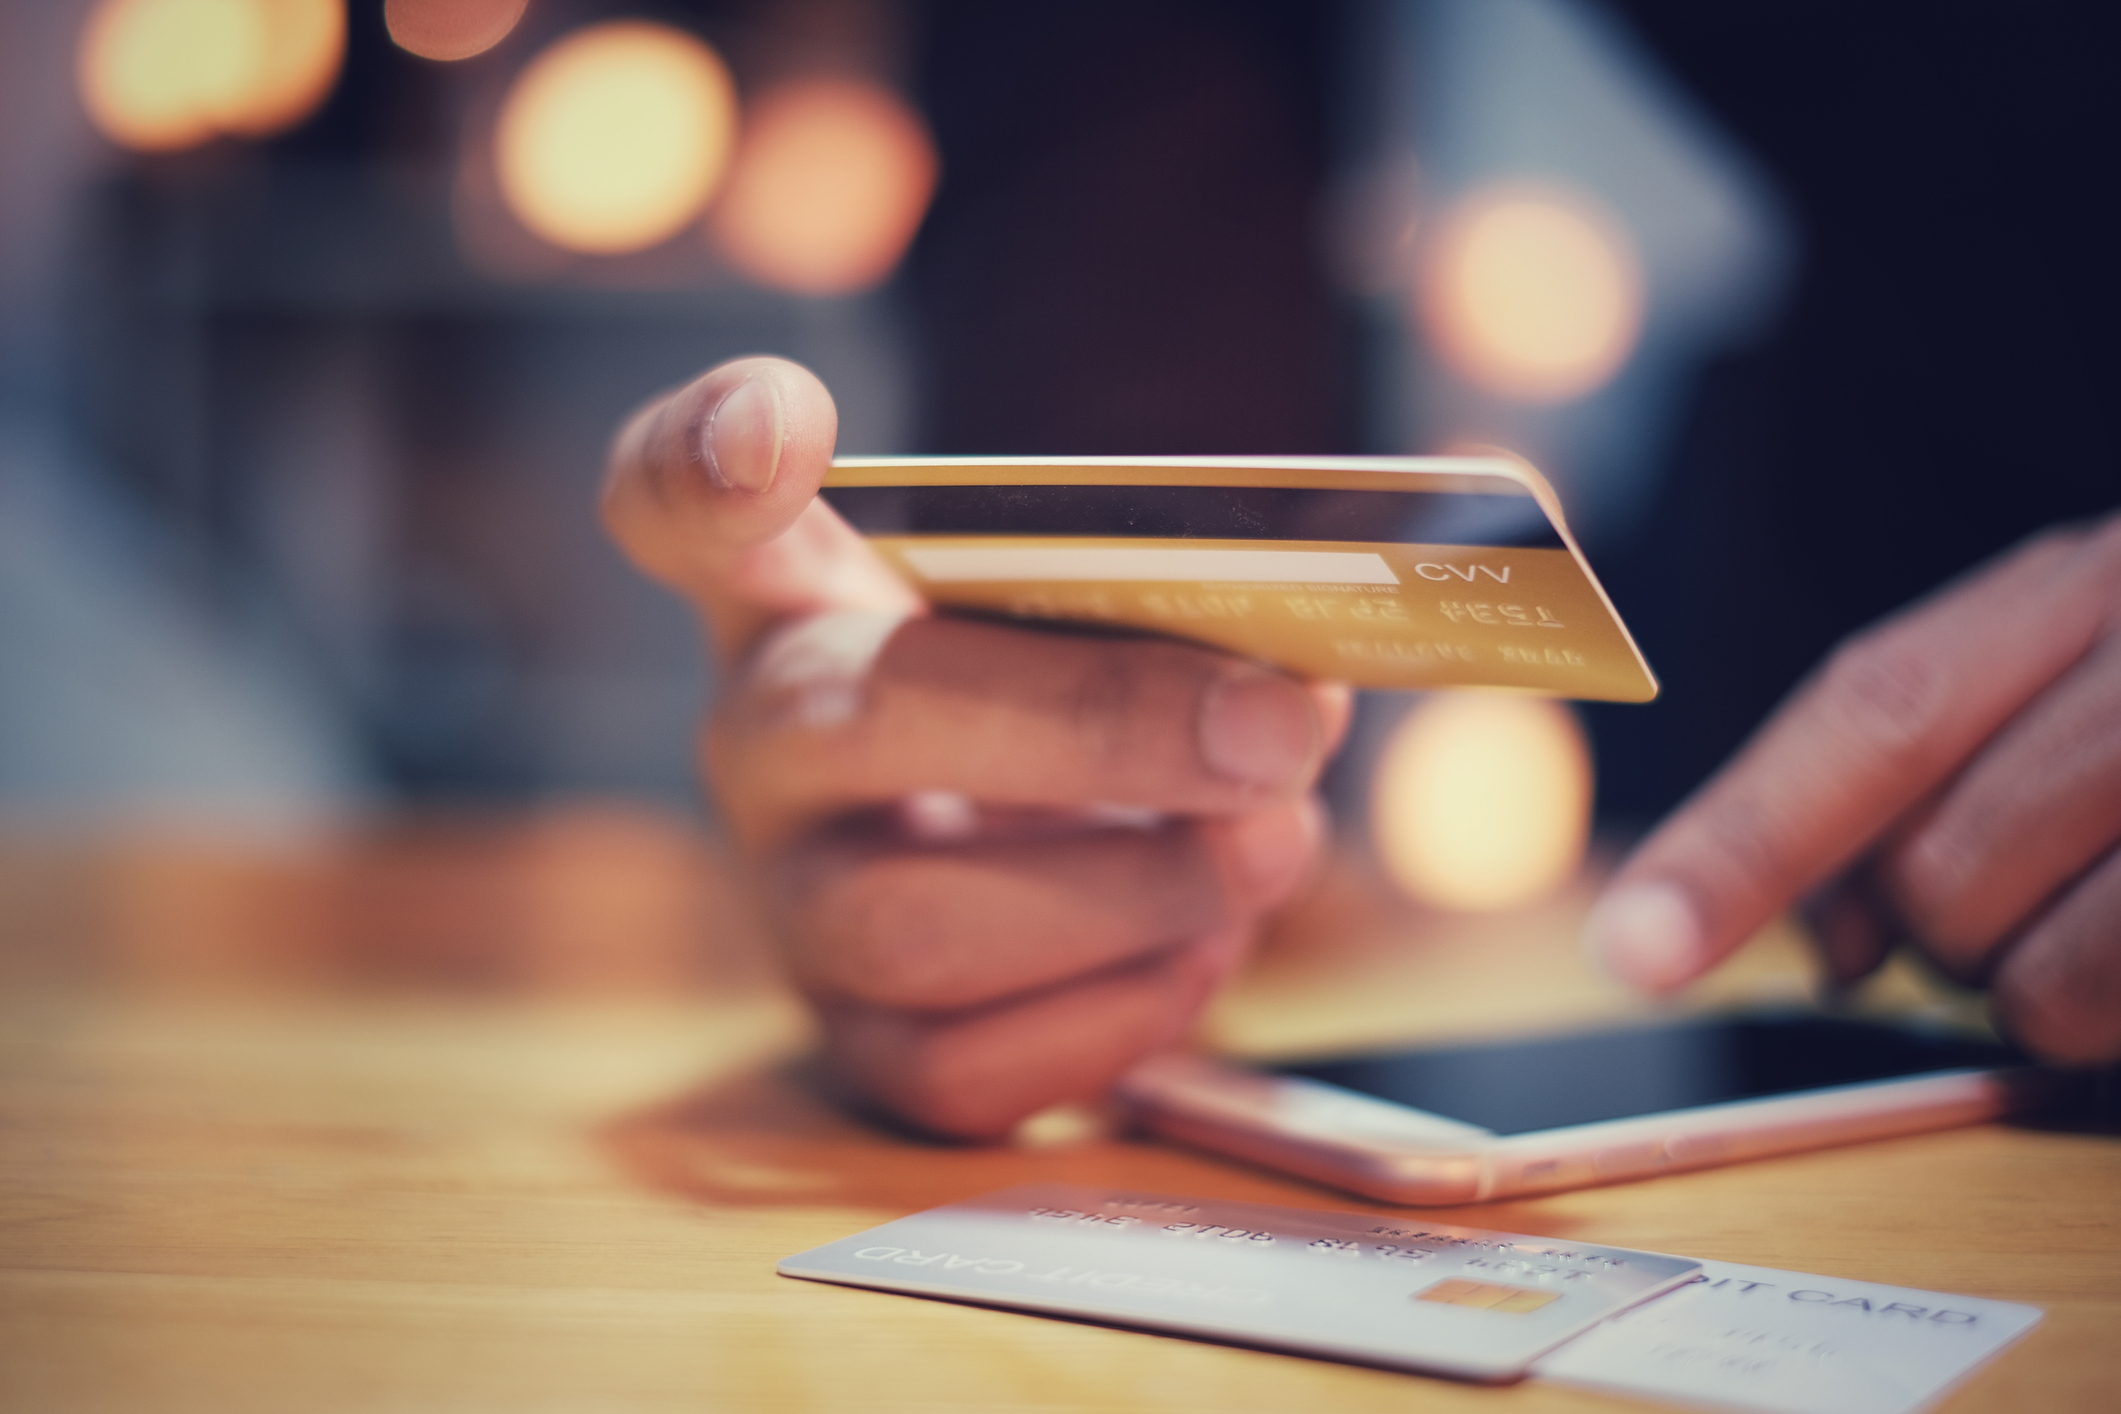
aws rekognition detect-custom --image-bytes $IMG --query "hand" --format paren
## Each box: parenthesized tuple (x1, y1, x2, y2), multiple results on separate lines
(602, 357, 1347, 1136)
(1585, 512, 2121, 1065)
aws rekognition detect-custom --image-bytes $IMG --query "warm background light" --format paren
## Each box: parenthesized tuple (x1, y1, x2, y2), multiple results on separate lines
(1371, 692, 1592, 912)
(1419, 183, 1642, 404)
(495, 22, 737, 255)
(385, 0, 527, 63)
(78, 0, 343, 152)
(225, 0, 343, 136)
(707, 78, 939, 296)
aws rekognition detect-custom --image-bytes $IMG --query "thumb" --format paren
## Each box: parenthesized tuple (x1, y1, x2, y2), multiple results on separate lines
(601, 356, 916, 655)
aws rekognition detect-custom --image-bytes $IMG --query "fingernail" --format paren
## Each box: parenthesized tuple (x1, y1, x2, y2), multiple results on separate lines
(702, 374, 784, 494)
(1198, 670, 1319, 791)
(1583, 881, 1701, 992)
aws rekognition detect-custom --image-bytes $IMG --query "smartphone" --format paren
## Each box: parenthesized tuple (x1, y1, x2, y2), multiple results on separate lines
(1117, 1012, 2062, 1205)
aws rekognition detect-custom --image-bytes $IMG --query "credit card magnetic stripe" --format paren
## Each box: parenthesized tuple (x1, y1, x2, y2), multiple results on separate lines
(821, 457, 1659, 701)
(821, 484, 1564, 549)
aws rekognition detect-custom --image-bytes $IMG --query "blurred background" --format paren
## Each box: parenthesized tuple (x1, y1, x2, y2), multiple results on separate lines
(1, 0, 2114, 921)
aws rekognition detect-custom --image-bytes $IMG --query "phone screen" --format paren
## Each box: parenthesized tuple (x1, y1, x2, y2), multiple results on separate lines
(1271, 1014, 2025, 1136)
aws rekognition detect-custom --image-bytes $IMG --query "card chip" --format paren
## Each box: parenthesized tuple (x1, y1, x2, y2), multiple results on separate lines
(1416, 1279, 1560, 1314)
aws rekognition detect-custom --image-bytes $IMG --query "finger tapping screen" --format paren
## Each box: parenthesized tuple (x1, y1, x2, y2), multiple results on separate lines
(822, 457, 1658, 700)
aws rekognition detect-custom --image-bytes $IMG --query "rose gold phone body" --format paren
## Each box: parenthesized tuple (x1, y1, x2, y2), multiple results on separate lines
(1118, 1052, 2054, 1206)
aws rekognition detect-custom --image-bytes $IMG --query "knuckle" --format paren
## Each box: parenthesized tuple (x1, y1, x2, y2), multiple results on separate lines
(823, 1005, 1025, 1138)
(1813, 629, 1950, 768)
(1882, 812, 2037, 969)
(700, 611, 915, 837)
(1990, 851, 2121, 1065)
(1993, 959, 2121, 1066)
(1687, 792, 1805, 912)
(742, 611, 905, 734)
(1880, 827, 1974, 950)
(1062, 648, 1158, 770)
(795, 858, 964, 1008)
(791, 834, 1225, 1011)
(883, 1036, 1026, 1138)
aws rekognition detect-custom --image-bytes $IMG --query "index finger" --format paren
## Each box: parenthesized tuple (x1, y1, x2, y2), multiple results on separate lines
(600, 355, 918, 656)
(1585, 515, 2121, 991)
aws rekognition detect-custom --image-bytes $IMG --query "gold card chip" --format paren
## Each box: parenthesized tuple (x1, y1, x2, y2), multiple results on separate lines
(1416, 1278, 1563, 1314)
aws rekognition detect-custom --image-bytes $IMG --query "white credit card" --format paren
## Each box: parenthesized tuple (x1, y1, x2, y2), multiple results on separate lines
(1533, 1257, 2043, 1414)
(776, 1182, 1699, 1381)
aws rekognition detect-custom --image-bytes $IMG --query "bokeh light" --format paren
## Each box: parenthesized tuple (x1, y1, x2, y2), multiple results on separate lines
(1371, 692, 1592, 912)
(1419, 183, 1643, 404)
(707, 78, 939, 296)
(494, 22, 737, 255)
(77, 0, 343, 152)
(226, 0, 344, 136)
(385, 0, 528, 63)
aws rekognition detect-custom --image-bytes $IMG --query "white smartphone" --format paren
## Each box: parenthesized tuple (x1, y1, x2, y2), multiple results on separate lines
(1117, 1012, 2063, 1206)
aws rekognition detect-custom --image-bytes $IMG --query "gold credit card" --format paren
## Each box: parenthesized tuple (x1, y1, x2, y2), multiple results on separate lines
(824, 456, 1657, 701)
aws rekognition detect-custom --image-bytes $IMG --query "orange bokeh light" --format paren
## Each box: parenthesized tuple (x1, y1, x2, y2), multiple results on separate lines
(78, 0, 343, 153)
(385, 0, 528, 63)
(1371, 692, 1592, 912)
(707, 78, 939, 297)
(1419, 183, 1643, 404)
(228, 0, 344, 136)
(494, 22, 737, 256)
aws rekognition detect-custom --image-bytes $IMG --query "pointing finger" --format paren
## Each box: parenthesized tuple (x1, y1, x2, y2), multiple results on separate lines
(1585, 514, 2121, 992)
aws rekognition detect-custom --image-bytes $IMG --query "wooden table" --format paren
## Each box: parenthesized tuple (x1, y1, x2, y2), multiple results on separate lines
(2, 808, 2115, 1412)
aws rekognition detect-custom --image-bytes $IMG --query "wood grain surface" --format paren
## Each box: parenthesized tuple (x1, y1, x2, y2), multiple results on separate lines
(1, 809, 2114, 1413)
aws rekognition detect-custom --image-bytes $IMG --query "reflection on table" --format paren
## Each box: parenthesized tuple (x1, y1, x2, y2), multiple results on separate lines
(0, 806, 2112, 1413)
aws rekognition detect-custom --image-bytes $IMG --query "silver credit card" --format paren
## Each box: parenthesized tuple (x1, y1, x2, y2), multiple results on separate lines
(777, 1183, 1699, 1382)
